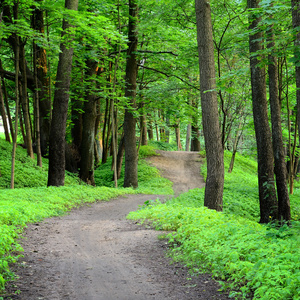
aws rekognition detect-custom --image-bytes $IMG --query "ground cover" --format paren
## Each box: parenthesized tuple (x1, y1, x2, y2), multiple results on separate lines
(128, 151, 300, 299)
(0, 138, 173, 294)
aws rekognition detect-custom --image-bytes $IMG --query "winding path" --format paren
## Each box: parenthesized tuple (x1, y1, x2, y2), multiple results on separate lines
(5, 151, 229, 300)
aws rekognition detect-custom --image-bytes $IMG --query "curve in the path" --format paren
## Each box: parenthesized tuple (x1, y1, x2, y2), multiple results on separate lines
(147, 150, 205, 196)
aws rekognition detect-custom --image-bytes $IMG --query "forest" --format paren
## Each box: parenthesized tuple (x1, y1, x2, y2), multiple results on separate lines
(0, 0, 300, 299)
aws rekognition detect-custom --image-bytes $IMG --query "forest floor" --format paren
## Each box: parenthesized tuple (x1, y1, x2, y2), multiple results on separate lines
(4, 151, 230, 300)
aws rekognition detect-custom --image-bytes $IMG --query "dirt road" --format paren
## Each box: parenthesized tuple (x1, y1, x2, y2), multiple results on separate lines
(4, 151, 229, 300)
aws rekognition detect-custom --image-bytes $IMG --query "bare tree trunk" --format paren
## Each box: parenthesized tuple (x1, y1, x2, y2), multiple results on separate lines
(195, 0, 224, 211)
(291, 0, 300, 171)
(79, 58, 98, 185)
(0, 79, 10, 142)
(147, 115, 154, 140)
(123, 0, 138, 188)
(33, 41, 42, 167)
(0, 64, 15, 140)
(247, 0, 277, 223)
(115, 131, 125, 180)
(139, 103, 148, 146)
(228, 119, 243, 173)
(47, 0, 79, 187)
(185, 124, 191, 151)
(32, 3, 51, 156)
(175, 122, 182, 150)
(11, 33, 20, 189)
(20, 43, 34, 159)
(267, 14, 290, 222)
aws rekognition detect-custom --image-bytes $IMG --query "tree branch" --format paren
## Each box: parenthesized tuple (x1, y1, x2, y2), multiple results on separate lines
(137, 64, 200, 91)
(109, 49, 178, 56)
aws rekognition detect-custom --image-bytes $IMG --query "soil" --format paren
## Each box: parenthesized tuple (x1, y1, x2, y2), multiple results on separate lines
(3, 150, 230, 300)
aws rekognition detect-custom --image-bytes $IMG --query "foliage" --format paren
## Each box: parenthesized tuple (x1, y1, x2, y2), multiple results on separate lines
(0, 139, 79, 189)
(94, 145, 173, 195)
(0, 184, 140, 293)
(147, 140, 178, 152)
(129, 203, 300, 299)
(128, 151, 300, 299)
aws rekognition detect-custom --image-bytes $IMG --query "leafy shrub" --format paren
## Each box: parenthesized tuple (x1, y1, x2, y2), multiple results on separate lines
(0, 139, 79, 189)
(148, 140, 178, 151)
(128, 203, 300, 299)
(128, 150, 300, 299)
(94, 155, 173, 195)
(0, 185, 141, 292)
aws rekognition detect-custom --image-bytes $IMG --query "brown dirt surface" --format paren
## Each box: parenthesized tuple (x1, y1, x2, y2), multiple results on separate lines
(3, 150, 230, 300)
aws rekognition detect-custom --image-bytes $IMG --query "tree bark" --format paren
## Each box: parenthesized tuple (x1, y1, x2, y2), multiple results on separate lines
(185, 123, 191, 151)
(79, 59, 98, 185)
(291, 0, 300, 168)
(32, 3, 51, 156)
(195, 0, 224, 211)
(47, 0, 79, 187)
(33, 41, 42, 167)
(11, 32, 20, 189)
(115, 132, 125, 180)
(0, 79, 10, 142)
(20, 43, 34, 159)
(267, 15, 291, 222)
(247, 0, 277, 223)
(123, 0, 138, 188)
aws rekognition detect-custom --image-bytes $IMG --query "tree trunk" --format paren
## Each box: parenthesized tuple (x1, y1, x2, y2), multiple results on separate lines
(101, 98, 111, 164)
(47, 0, 79, 187)
(32, 3, 51, 156)
(123, 0, 138, 188)
(195, 0, 224, 211)
(20, 43, 34, 159)
(267, 15, 291, 222)
(191, 125, 201, 151)
(291, 0, 300, 167)
(228, 119, 243, 173)
(247, 0, 277, 223)
(115, 132, 125, 180)
(175, 122, 182, 150)
(11, 33, 20, 189)
(139, 103, 148, 146)
(33, 41, 42, 167)
(185, 123, 191, 151)
(79, 59, 98, 185)
(1, 73, 14, 140)
(147, 116, 154, 140)
(0, 79, 10, 142)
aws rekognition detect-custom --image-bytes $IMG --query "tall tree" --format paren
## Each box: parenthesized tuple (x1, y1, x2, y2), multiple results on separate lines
(79, 58, 98, 185)
(195, 0, 224, 211)
(47, 0, 79, 187)
(123, 0, 138, 188)
(291, 0, 300, 148)
(267, 7, 291, 222)
(247, 0, 277, 223)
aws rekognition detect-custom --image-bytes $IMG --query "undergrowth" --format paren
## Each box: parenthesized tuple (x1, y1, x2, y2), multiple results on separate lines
(128, 150, 300, 299)
(0, 185, 140, 292)
(0, 139, 173, 293)
(94, 144, 173, 195)
(0, 139, 78, 188)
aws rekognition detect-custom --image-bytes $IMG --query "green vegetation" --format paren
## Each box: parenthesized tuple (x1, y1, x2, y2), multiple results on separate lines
(128, 151, 300, 300)
(0, 139, 173, 293)
(94, 145, 173, 195)
(0, 139, 79, 189)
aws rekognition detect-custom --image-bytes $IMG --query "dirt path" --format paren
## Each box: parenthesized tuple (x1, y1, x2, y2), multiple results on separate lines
(4, 151, 230, 300)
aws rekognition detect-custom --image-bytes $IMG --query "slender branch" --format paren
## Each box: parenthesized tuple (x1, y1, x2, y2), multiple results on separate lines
(137, 64, 200, 90)
(109, 49, 178, 56)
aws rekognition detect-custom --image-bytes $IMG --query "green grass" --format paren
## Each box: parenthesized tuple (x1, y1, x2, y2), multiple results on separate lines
(94, 144, 173, 195)
(0, 139, 79, 188)
(0, 139, 173, 293)
(128, 150, 300, 299)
